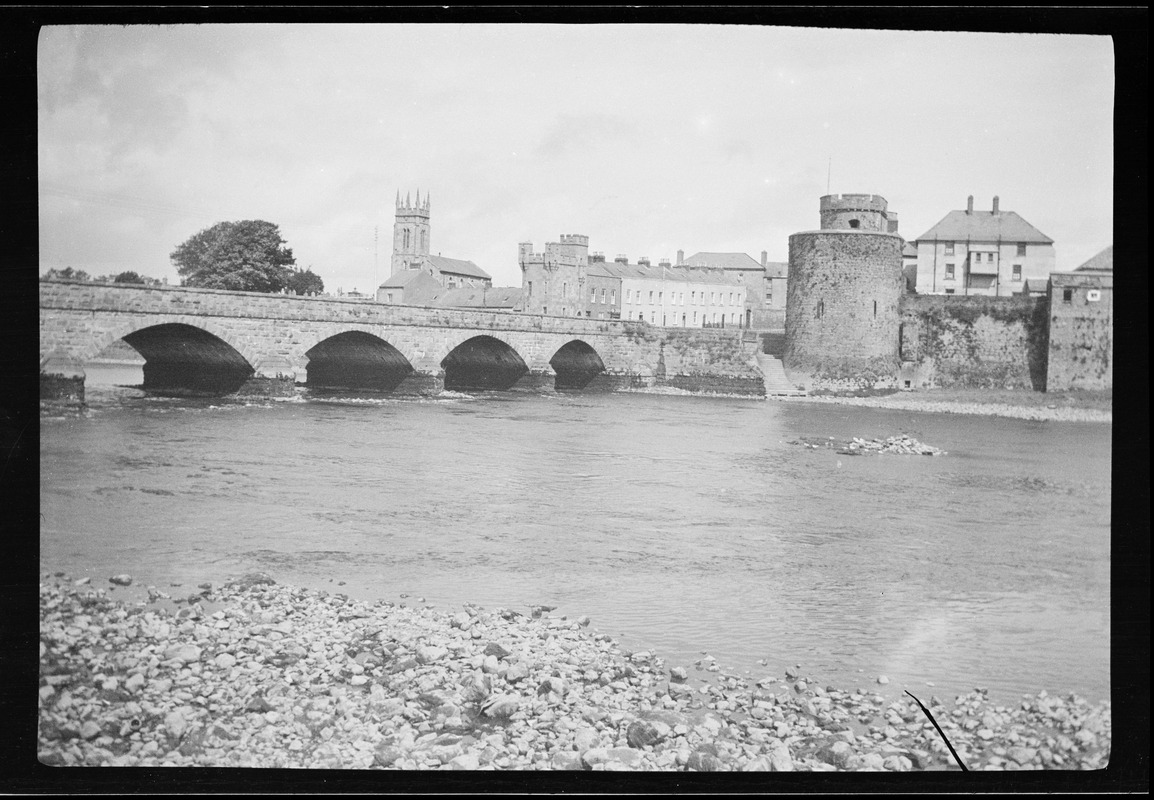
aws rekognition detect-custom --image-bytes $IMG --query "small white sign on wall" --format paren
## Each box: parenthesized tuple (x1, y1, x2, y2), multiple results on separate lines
(1087, 290, 1101, 302)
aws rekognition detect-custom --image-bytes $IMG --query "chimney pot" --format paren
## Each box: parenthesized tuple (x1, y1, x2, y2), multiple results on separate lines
(967, 195, 974, 214)
(992, 196, 1000, 214)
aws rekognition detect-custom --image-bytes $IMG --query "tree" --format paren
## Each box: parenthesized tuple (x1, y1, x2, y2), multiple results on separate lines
(286, 266, 325, 296)
(170, 220, 296, 293)
(102, 271, 160, 285)
(41, 267, 91, 282)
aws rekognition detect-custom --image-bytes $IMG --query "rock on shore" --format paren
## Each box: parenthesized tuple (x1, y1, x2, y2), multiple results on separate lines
(38, 573, 1110, 771)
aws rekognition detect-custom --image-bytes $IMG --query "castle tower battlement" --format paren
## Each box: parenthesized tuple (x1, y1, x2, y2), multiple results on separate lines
(819, 193, 899, 233)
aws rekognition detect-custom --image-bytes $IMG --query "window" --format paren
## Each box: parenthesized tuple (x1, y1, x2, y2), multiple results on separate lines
(945, 288, 955, 295)
(610, 291, 615, 304)
(691, 291, 696, 304)
(945, 263, 955, 280)
(873, 300, 877, 318)
(1063, 288, 1073, 304)
(600, 288, 606, 302)
(1012, 264, 1022, 281)
(650, 311, 656, 323)
(945, 242, 955, 256)
(849, 219, 860, 229)
(590, 289, 597, 302)
(649, 291, 654, 304)
(816, 299, 824, 319)
(386, 292, 394, 303)
(563, 282, 568, 296)
(658, 292, 663, 302)
(693, 311, 697, 323)
(1017, 243, 1027, 256)
(527, 281, 532, 295)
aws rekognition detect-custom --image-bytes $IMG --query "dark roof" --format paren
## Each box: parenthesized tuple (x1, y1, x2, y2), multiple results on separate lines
(1051, 271, 1113, 289)
(433, 286, 522, 308)
(902, 242, 918, 257)
(915, 209, 1053, 244)
(428, 255, 491, 280)
(763, 261, 788, 279)
(680, 251, 763, 270)
(590, 260, 743, 285)
(1075, 245, 1112, 272)
(379, 269, 427, 289)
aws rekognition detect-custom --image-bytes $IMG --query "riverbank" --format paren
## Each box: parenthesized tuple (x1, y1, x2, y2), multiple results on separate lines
(775, 388, 1112, 423)
(38, 572, 1110, 772)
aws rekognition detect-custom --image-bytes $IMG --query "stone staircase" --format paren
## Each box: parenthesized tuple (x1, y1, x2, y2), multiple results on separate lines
(756, 351, 806, 396)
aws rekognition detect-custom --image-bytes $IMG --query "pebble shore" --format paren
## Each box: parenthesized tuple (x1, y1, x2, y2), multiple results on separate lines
(779, 393, 1111, 423)
(38, 572, 1111, 772)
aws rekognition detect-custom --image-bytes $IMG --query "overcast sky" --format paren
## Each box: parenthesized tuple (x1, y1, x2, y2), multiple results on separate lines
(38, 23, 1115, 293)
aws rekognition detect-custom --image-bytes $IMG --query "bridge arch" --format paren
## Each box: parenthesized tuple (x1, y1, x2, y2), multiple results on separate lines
(88, 316, 262, 368)
(549, 339, 607, 390)
(304, 331, 415, 392)
(441, 334, 530, 392)
(118, 322, 255, 396)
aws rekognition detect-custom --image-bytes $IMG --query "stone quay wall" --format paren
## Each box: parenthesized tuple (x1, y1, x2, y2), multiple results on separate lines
(897, 295, 1048, 391)
(39, 281, 764, 398)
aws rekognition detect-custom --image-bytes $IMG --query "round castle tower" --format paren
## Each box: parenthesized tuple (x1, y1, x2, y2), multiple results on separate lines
(784, 194, 904, 391)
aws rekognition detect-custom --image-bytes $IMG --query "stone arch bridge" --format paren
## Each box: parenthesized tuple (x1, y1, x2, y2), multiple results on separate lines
(40, 281, 765, 400)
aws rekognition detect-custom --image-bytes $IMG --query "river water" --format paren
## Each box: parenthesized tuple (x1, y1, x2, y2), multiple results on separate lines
(40, 365, 1111, 706)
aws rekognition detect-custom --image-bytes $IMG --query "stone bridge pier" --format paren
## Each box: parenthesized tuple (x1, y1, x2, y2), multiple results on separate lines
(40, 281, 765, 403)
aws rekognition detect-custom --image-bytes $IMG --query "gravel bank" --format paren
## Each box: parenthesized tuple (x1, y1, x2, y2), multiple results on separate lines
(38, 573, 1111, 771)
(775, 393, 1111, 423)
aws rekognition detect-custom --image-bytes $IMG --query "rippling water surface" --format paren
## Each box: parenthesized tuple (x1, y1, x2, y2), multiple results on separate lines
(40, 365, 1111, 705)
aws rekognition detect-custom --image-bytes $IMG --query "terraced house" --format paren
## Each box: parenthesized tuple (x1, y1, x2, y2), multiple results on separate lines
(913, 195, 1055, 296)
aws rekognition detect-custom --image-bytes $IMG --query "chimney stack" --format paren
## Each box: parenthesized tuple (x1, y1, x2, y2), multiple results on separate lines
(967, 195, 974, 215)
(992, 196, 1000, 214)
(761, 250, 768, 267)
(676, 249, 684, 265)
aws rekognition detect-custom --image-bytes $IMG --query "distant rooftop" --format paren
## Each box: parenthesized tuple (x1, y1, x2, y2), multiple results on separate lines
(916, 205, 1053, 245)
(588, 260, 744, 285)
(680, 252, 764, 270)
(1075, 245, 1112, 272)
(428, 255, 491, 280)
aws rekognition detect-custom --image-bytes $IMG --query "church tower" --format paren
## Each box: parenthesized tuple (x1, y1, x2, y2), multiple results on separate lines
(391, 189, 431, 275)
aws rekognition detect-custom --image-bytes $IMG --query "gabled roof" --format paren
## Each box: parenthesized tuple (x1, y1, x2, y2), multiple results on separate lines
(428, 255, 491, 280)
(379, 269, 428, 289)
(902, 242, 918, 258)
(915, 209, 1053, 245)
(1075, 245, 1112, 272)
(433, 286, 522, 309)
(680, 251, 763, 270)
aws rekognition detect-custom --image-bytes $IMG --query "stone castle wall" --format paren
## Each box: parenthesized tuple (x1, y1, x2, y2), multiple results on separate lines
(897, 294, 1048, 390)
(1046, 276, 1112, 392)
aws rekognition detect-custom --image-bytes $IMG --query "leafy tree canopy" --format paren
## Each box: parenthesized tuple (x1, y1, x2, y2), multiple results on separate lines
(286, 267, 325, 296)
(41, 267, 91, 281)
(171, 220, 296, 293)
(109, 270, 160, 285)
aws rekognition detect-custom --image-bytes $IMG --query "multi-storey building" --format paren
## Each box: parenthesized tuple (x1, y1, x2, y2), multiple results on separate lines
(518, 236, 745, 325)
(601, 255, 745, 327)
(913, 195, 1055, 296)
